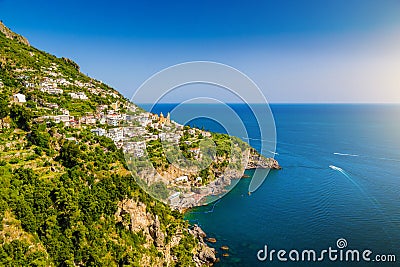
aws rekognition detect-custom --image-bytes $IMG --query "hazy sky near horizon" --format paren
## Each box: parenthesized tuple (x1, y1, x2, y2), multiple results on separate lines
(1, 0, 399, 103)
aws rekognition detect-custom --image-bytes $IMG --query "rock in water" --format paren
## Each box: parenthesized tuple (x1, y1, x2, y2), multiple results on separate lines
(206, 237, 217, 243)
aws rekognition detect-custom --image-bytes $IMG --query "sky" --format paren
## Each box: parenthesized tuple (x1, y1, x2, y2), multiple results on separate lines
(0, 0, 399, 103)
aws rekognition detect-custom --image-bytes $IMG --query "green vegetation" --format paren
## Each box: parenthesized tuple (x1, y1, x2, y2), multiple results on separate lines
(140, 125, 249, 186)
(27, 124, 50, 149)
(9, 104, 31, 131)
(146, 139, 170, 170)
(0, 94, 9, 120)
(171, 234, 196, 267)
(0, 107, 199, 266)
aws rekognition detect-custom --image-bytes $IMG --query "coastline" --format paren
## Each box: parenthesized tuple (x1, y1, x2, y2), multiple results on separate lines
(175, 155, 281, 213)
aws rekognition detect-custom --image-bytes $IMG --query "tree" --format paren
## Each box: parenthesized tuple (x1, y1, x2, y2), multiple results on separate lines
(10, 104, 31, 131)
(0, 94, 9, 119)
(0, 94, 9, 130)
(28, 124, 50, 149)
(59, 141, 81, 168)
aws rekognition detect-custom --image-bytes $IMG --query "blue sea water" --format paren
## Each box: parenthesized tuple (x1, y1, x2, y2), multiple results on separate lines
(141, 104, 400, 266)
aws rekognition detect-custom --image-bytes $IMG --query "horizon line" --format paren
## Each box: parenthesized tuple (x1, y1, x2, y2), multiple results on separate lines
(134, 102, 400, 105)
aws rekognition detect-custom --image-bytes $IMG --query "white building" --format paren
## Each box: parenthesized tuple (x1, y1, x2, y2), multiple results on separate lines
(81, 116, 96, 125)
(55, 115, 72, 124)
(69, 92, 88, 100)
(47, 88, 63, 95)
(133, 149, 144, 158)
(24, 81, 35, 88)
(202, 131, 212, 137)
(107, 127, 124, 142)
(107, 116, 120, 127)
(40, 86, 64, 95)
(158, 132, 167, 141)
(46, 103, 59, 109)
(133, 141, 146, 150)
(137, 116, 151, 127)
(168, 192, 181, 205)
(13, 93, 26, 103)
(60, 108, 70, 116)
(91, 128, 106, 136)
(175, 176, 188, 183)
(189, 147, 201, 159)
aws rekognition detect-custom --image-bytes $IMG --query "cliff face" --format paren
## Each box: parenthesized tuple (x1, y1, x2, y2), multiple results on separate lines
(115, 199, 217, 266)
(0, 21, 30, 46)
(115, 199, 165, 248)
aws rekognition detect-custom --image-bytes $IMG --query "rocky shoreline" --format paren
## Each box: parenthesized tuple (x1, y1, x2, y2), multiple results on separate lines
(172, 151, 281, 211)
(246, 149, 281, 170)
(189, 225, 218, 265)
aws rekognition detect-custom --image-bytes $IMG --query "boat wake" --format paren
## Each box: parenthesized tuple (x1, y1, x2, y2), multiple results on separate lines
(334, 152, 400, 162)
(329, 165, 363, 192)
(329, 165, 385, 212)
(333, 152, 359, 157)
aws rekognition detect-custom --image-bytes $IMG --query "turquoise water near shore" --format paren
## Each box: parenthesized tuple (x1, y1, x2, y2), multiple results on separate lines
(142, 104, 400, 266)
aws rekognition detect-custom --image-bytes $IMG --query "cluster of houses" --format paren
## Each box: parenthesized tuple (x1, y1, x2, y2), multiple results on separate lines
(11, 62, 132, 129)
(13, 63, 122, 105)
(39, 77, 64, 95)
(9, 63, 218, 199)
(33, 107, 127, 128)
(37, 108, 76, 126)
(122, 140, 146, 158)
(12, 87, 209, 164)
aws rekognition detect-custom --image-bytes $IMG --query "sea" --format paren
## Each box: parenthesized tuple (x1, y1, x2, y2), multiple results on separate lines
(140, 104, 400, 266)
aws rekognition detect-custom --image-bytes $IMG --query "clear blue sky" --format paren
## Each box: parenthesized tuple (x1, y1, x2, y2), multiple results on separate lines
(1, 0, 399, 103)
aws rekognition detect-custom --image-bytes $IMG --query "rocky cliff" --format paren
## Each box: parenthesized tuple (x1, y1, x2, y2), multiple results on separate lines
(0, 21, 30, 46)
(115, 199, 217, 266)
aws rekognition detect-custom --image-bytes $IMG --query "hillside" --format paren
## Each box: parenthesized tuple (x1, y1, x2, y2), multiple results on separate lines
(0, 22, 279, 266)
